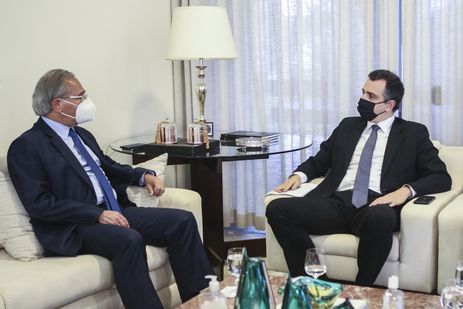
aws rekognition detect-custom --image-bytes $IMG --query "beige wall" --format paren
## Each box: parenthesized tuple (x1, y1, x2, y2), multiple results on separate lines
(0, 0, 174, 158)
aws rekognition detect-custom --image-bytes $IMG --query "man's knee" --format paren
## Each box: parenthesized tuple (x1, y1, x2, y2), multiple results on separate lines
(119, 229, 145, 251)
(176, 210, 197, 228)
(265, 198, 287, 222)
(361, 205, 397, 233)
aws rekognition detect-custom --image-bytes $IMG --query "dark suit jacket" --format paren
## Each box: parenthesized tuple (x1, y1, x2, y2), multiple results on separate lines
(7, 117, 150, 256)
(295, 117, 451, 198)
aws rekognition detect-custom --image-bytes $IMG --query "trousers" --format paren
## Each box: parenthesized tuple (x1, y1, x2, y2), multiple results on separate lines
(266, 190, 401, 285)
(77, 206, 212, 309)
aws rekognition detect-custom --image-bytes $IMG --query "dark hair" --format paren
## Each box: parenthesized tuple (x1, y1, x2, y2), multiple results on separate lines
(368, 69, 404, 111)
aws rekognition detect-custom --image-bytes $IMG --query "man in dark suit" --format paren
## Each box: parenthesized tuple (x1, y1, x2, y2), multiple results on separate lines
(266, 69, 451, 285)
(7, 69, 212, 309)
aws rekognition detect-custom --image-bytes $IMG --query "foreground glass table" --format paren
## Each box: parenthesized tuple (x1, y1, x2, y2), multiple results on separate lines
(110, 134, 312, 278)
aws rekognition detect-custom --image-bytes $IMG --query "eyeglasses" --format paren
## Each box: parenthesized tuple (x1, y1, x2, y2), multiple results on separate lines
(59, 94, 88, 103)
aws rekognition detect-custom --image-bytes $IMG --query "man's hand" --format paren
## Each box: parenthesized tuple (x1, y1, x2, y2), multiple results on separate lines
(98, 210, 130, 228)
(274, 174, 302, 192)
(144, 173, 165, 197)
(370, 186, 412, 207)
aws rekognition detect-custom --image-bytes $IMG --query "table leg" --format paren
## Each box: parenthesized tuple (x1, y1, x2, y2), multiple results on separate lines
(190, 158, 226, 279)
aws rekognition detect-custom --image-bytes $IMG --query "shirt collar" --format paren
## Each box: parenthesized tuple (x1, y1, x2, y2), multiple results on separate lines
(367, 115, 395, 134)
(41, 116, 73, 139)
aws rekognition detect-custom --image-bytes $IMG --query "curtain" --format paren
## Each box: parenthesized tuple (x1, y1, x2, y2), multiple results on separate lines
(175, 0, 399, 229)
(402, 0, 463, 145)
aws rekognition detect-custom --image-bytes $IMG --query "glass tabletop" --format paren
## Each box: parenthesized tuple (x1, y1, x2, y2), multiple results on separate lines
(110, 134, 312, 160)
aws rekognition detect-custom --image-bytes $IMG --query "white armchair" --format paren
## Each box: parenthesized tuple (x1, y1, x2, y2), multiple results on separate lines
(0, 155, 203, 309)
(438, 183, 463, 292)
(265, 143, 463, 293)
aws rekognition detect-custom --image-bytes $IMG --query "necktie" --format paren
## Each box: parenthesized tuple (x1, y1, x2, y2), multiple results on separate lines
(69, 128, 121, 212)
(352, 125, 380, 208)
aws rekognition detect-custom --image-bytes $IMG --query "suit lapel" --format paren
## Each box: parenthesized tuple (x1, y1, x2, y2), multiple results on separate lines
(35, 119, 94, 188)
(343, 120, 367, 170)
(381, 118, 404, 180)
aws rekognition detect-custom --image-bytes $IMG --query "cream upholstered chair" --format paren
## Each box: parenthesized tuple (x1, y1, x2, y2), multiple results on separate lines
(265, 142, 463, 293)
(438, 191, 463, 292)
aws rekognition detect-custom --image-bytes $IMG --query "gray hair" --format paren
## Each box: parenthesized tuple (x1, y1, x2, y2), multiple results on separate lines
(32, 69, 76, 116)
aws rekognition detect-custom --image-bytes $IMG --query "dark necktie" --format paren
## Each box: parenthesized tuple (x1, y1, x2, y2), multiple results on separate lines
(69, 128, 121, 212)
(352, 125, 380, 208)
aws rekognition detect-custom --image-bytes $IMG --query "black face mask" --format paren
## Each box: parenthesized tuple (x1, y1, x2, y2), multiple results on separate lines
(357, 98, 388, 121)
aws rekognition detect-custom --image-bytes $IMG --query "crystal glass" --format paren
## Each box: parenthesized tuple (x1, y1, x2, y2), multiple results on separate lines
(441, 279, 463, 308)
(234, 257, 275, 309)
(227, 247, 244, 279)
(281, 275, 312, 309)
(305, 248, 327, 279)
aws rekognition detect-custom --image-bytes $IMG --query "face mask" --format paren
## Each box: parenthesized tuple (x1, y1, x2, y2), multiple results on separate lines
(357, 98, 387, 121)
(60, 98, 96, 124)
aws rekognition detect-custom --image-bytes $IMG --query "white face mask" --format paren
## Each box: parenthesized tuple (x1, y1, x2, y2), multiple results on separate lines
(60, 98, 96, 124)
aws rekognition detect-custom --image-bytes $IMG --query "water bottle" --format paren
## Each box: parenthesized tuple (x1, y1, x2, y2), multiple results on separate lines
(455, 260, 463, 286)
(382, 276, 404, 309)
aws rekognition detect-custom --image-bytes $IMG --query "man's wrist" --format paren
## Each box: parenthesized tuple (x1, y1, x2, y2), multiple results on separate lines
(402, 184, 415, 198)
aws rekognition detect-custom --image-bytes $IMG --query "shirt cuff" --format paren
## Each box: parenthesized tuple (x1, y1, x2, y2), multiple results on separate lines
(292, 172, 308, 183)
(403, 184, 417, 198)
(139, 171, 155, 186)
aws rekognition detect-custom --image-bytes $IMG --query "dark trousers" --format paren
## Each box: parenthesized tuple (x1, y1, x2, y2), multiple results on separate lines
(265, 190, 401, 285)
(77, 207, 213, 309)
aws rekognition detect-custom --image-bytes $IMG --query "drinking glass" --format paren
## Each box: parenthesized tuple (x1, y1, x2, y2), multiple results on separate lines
(440, 279, 463, 308)
(455, 260, 463, 286)
(227, 247, 244, 279)
(304, 248, 327, 279)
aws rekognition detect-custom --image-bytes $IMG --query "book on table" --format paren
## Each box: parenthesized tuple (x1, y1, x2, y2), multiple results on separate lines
(220, 131, 279, 146)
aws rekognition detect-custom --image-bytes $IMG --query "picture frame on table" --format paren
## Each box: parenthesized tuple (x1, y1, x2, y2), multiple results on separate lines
(205, 122, 214, 137)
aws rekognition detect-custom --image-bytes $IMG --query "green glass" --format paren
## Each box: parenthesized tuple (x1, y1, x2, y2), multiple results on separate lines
(301, 277, 343, 309)
(234, 250, 275, 309)
(281, 275, 313, 309)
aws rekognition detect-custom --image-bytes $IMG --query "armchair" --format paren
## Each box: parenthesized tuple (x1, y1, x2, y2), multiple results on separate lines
(0, 155, 203, 309)
(265, 143, 463, 293)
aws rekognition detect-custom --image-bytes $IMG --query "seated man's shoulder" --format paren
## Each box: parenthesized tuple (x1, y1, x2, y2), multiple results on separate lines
(395, 118, 428, 132)
(339, 116, 362, 126)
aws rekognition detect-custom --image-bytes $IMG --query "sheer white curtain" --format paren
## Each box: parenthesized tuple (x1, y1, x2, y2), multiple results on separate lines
(176, 0, 399, 229)
(402, 0, 463, 145)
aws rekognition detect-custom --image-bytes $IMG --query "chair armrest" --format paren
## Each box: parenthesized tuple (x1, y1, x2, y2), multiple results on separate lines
(399, 189, 461, 292)
(264, 178, 324, 272)
(438, 194, 463, 292)
(158, 188, 203, 240)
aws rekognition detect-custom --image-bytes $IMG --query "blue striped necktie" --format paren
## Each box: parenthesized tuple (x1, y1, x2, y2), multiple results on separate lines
(69, 128, 121, 212)
(352, 124, 380, 208)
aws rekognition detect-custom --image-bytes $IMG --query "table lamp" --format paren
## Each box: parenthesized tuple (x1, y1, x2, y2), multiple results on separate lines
(166, 6, 237, 146)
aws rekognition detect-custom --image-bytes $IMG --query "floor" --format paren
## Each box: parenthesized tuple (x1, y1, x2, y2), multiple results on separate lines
(223, 223, 266, 242)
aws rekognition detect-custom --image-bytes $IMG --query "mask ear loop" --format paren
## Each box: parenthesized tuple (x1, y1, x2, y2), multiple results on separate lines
(57, 98, 78, 119)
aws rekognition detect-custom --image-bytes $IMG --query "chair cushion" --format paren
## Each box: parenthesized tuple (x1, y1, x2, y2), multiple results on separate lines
(0, 158, 44, 261)
(126, 153, 168, 208)
(311, 232, 400, 262)
(0, 246, 170, 309)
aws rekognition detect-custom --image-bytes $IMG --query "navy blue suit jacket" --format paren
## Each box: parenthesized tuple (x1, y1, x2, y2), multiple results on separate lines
(7, 117, 150, 256)
(295, 117, 451, 198)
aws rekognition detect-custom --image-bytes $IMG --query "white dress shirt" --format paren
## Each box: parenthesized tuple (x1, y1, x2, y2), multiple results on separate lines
(337, 116, 395, 193)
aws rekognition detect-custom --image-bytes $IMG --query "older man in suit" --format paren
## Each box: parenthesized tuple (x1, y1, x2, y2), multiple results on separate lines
(7, 69, 212, 309)
(266, 69, 451, 285)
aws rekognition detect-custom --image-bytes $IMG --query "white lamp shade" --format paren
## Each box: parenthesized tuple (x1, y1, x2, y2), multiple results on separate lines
(166, 6, 238, 60)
